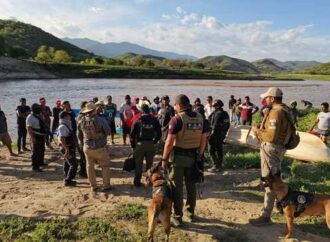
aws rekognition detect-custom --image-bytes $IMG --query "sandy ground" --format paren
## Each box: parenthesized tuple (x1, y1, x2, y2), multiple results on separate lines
(0, 139, 329, 242)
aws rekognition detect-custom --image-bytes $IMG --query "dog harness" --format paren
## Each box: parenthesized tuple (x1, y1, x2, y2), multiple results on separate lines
(276, 188, 315, 217)
(152, 179, 173, 200)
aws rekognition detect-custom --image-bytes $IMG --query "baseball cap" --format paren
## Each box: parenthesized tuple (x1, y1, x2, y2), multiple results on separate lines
(260, 87, 283, 99)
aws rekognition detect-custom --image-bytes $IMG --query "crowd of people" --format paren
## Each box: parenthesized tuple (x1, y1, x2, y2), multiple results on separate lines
(0, 89, 329, 227)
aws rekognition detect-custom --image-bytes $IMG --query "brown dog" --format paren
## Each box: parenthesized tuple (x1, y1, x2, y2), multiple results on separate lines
(145, 162, 173, 242)
(264, 174, 330, 238)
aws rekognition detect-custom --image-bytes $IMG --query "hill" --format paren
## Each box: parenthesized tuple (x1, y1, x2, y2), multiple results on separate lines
(0, 20, 92, 60)
(196, 55, 259, 73)
(300, 62, 330, 75)
(63, 37, 197, 60)
(252, 59, 287, 73)
(255, 58, 321, 71)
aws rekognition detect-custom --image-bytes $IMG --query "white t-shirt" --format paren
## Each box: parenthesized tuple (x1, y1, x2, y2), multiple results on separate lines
(26, 114, 44, 135)
(120, 103, 133, 120)
(317, 111, 330, 131)
(204, 103, 214, 119)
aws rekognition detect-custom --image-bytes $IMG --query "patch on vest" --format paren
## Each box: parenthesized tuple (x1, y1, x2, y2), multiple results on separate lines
(269, 119, 277, 129)
(187, 123, 202, 130)
(297, 195, 306, 204)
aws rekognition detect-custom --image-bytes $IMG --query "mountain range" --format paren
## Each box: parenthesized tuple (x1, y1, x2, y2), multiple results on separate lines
(62, 37, 197, 60)
(0, 19, 326, 74)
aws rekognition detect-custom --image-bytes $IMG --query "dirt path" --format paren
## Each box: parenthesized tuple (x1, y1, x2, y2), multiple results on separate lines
(0, 141, 329, 242)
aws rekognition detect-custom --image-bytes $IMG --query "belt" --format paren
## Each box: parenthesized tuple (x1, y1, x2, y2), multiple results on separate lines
(173, 147, 197, 157)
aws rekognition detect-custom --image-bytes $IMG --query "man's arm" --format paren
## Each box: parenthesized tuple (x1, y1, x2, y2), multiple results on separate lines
(27, 126, 36, 144)
(154, 119, 162, 143)
(60, 136, 70, 157)
(199, 133, 208, 155)
(252, 104, 259, 115)
(162, 134, 175, 168)
(130, 121, 139, 148)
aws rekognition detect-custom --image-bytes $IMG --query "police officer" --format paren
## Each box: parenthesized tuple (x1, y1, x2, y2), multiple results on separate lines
(208, 100, 230, 172)
(249, 87, 292, 226)
(26, 103, 47, 172)
(78, 102, 112, 192)
(158, 95, 175, 143)
(162, 94, 208, 227)
(58, 111, 78, 186)
(130, 103, 161, 187)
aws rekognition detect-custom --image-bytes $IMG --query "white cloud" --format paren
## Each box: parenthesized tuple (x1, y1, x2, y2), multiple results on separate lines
(0, 1, 329, 61)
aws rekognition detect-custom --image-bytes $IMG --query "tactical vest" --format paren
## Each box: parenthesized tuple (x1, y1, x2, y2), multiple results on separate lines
(139, 116, 155, 141)
(80, 116, 104, 140)
(174, 112, 203, 149)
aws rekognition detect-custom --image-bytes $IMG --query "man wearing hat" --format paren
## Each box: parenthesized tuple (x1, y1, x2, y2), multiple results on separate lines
(162, 94, 208, 227)
(208, 99, 230, 172)
(158, 95, 175, 144)
(249, 87, 292, 226)
(130, 103, 161, 187)
(26, 103, 47, 171)
(78, 102, 112, 192)
(57, 111, 78, 186)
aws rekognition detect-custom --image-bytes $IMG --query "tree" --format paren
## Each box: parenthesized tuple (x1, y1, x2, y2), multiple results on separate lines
(144, 59, 155, 67)
(131, 55, 145, 66)
(0, 35, 5, 56)
(8, 45, 28, 58)
(35, 45, 56, 62)
(53, 50, 71, 63)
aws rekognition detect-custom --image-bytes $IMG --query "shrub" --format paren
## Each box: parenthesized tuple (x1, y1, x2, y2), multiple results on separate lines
(114, 203, 147, 220)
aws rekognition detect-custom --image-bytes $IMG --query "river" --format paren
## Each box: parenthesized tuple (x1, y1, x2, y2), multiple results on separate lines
(0, 78, 329, 138)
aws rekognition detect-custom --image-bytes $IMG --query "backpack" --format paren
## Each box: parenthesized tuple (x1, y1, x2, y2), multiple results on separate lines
(284, 110, 300, 150)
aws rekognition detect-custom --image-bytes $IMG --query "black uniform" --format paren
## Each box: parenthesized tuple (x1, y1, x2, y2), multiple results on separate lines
(16, 105, 31, 151)
(52, 106, 62, 133)
(60, 122, 78, 183)
(130, 114, 161, 185)
(208, 109, 230, 169)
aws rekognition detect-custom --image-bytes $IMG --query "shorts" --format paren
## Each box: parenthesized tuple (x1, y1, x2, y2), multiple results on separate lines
(109, 120, 116, 134)
(0, 132, 12, 146)
(122, 124, 131, 135)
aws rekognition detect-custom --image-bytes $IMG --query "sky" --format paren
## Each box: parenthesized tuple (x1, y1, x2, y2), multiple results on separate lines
(1, 0, 330, 61)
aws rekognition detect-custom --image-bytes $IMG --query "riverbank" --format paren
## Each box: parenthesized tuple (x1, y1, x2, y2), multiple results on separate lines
(0, 57, 310, 81)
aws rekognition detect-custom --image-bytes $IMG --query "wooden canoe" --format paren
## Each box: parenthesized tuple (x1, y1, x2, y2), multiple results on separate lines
(224, 125, 330, 163)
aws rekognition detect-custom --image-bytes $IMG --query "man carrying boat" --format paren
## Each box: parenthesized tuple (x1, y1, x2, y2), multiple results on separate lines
(249, 87, 293, 226)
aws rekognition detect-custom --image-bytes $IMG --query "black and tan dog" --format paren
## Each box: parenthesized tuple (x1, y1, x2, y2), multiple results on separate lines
(145, 162, 173, 242)
(263, 173, 330, 238)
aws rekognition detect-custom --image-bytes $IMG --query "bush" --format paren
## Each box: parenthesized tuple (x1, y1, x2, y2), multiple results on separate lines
(77, 217, 126, 242)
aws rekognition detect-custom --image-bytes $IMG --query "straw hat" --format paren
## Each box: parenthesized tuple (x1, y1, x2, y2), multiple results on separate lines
(137, 99, 150, 111)
(81, 102, 96, 113)
(95, 100, 105, 106)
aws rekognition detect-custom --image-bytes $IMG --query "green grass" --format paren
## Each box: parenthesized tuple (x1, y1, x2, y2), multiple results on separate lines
(271, 213, 330, 238)
(114, 203, 147, 220)
(271, 73, 330, 81)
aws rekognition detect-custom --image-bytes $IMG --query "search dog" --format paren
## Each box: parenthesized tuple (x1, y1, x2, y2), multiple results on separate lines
(145, 162, 173, 242)
(263, 173, 330, 239)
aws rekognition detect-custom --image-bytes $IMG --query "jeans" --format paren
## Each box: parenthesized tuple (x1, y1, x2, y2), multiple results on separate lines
(233, 114, 241, 126)
(17, 125, 27, 151)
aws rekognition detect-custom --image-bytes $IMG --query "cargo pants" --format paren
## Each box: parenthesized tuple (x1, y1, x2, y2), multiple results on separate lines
(170, 154, 196, 219)
(260, 142, 286, 218)
(83, 147, 111, 189)
(134, 140, 155, 185)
